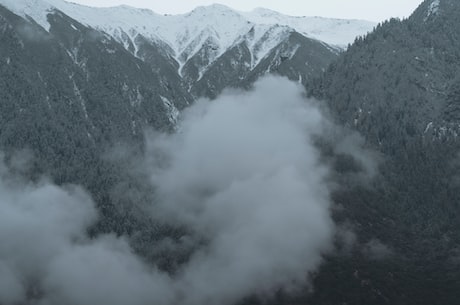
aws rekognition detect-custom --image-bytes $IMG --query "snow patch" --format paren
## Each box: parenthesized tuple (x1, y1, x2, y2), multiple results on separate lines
(45, 95, 51, 109)
(125, 86, 143, 107)
(424, 122, 433, 133)
(160, 96, 180, 126)
(131, 120, 137, 135)
(242, 25, 291, 68)
(65, 44, 87, 71)
(72, 80, 88, 119)
(426, 0, 440, 19)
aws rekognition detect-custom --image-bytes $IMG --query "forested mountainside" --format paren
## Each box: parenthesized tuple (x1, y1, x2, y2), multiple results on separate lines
(1, 0, 459, 304)
(303, 0, 460, 304)
(0, 3, 190, 211)
(0, 1, 352, 189)
(0, 0, 367, 265)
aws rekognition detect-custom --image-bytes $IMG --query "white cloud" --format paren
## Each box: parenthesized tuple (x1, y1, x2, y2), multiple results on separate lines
(146, 76, 335, 305)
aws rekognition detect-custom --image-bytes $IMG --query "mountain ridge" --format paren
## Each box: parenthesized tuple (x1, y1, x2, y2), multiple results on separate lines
(0, 0, 375, 71)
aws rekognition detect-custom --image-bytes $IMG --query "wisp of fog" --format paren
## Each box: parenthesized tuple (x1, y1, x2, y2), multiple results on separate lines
(0, 76, 373, 305)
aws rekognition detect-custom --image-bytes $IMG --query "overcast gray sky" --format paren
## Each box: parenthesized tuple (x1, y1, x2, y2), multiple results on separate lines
(69, 0, 424, 22)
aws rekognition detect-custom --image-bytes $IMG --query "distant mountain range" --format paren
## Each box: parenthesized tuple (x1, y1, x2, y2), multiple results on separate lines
(2, 0, 374, 49)
(1, 0, 375, 97)
(0, 0, 374, 188)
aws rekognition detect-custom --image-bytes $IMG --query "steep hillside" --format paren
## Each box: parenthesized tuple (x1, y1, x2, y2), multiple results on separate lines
(311, 0, 460, 144)
(306, 0, 460, 304)
(0, 3, 195, 240)
(0, 4, 190, 179)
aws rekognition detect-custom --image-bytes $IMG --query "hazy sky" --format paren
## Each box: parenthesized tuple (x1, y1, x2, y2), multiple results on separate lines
(69, 0, 424, 22)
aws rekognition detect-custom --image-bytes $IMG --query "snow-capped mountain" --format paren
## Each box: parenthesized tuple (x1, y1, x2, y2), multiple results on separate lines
(1, 0, 375, 77)
(0, 0, 378, 142)
(0, 0, 354, 165)
(243, 8, 374, 49)
(1, 0, 367, 150)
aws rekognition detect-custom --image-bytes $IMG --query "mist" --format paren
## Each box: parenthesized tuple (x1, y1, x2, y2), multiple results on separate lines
(0, 155, 173, 305)
(0, 76, 376, 305)
(145, 76, 335, 304)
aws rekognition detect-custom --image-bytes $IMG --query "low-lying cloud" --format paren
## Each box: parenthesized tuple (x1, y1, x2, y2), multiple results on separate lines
(146, 76, 335, 304)
(0, 162, 96, 304)
(0, 76, 377, 305)
(0, 156, 173, 305)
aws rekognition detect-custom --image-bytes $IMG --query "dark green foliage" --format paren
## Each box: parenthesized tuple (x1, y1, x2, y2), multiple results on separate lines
(2, 1, 460, 304)
(303, 0, 460, 304)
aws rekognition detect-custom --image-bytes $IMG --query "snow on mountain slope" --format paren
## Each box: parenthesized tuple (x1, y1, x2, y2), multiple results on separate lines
(243, 8, 375, 49)
(0, 0, 375, 72)
(239, 24, 293, 68)
(0, 0, 55, 30)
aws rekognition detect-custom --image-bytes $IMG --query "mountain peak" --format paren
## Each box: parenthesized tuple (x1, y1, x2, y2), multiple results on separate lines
(189, 3, 236, 14)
